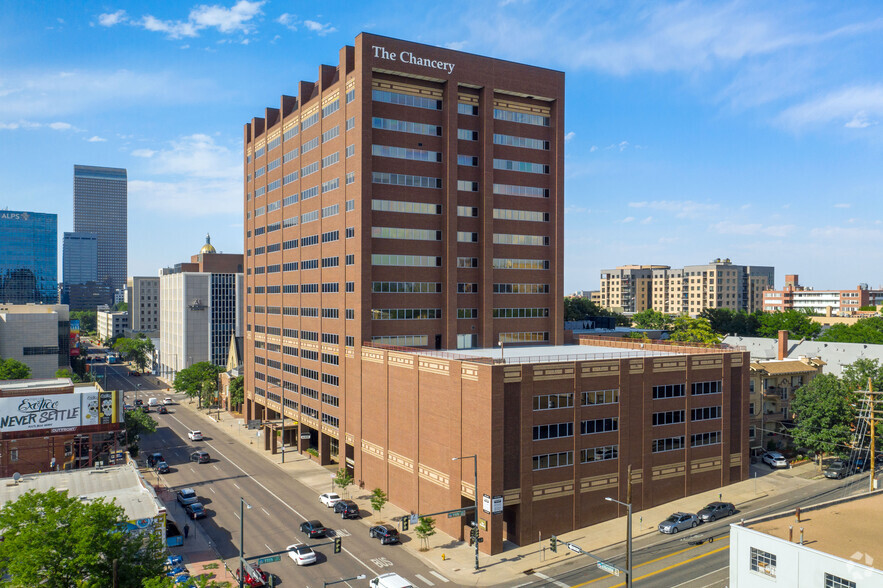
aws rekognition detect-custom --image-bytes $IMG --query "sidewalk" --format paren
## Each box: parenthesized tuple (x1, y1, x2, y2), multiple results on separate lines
(171, 395, 819, 586)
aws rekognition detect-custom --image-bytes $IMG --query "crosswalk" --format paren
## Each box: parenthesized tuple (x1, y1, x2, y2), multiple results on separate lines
(414, 570, 450, 585)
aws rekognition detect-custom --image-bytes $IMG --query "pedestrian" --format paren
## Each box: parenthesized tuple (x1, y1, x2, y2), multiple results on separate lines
(184, 524, 190, 539)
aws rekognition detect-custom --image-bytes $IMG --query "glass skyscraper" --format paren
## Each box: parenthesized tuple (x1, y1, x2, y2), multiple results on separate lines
(73, 165, 127, 294)
(0, 210, 58, 304)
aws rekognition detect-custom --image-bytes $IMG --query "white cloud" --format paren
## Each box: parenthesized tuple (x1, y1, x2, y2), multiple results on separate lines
(0, 120, 75, 131)
(277, 13, 297, 30)
(810, 225, 883, 241)
(98, 10, 128, 27)
(120, 1, 265, 39)
(132, 149, 156, 158)
(778, 85, 883, 130)
(140, 14, 198, 38)
(628, 200, 719, 219)
(589, 145, 598, 152)
(711, 220, 796, 237)
(845, 110, 876, 128)
(640, 216, 653, 224)
(621, 216, 635, 223)
(48, 121, 72, 130)
(564, 131, 576, 142)
(86, 135, 106, 142)
(445, 41, 467, 51)
(834, 203, 851, 208)
(303, 20, 336, 36)
(130, 178, 240, 215)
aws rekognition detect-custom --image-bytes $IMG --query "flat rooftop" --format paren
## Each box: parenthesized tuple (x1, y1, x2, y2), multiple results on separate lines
(408, 344, 680, 364)
(0, 378, 100, 393)
(747, 491, 883, 569)
(0, 463, 163, 522)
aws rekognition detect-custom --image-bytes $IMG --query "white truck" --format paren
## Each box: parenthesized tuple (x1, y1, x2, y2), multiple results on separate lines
(369, 573, 415, 588)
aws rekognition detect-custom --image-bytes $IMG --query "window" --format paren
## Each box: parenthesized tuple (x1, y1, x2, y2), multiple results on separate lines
(346, 144, 355, 158)
(372, 172, 441, 189)
(371, 254, 441, 267)
(494, 133, 550, 150)
(321, 152, 339, 168)
(346, 116, 355, 131)
(458, 154, 479, 166)
(372, 227, 441, 241)
(581, 445, 618, 463)
(372, 117, 442, 136)
(533, 422, 573, 440)
(267, 157, 281, 171)
(457, 206, 478, 217)
(458, 103, 478, 115)
(283, 126, 298, 141)
(653, 384, 686, 399)
(346, 227, 355, 238)
(345, 255, 354, 265)
(824, 573, 856, 588)
(492, 308, 549, 318)
(322, 230, 339, 243)
(532, 451, 573, 471)
(457, 231, 478, 243)
(749, 547, 776, 578)
(372, 89, 441, 110)
(322, 99, 339, 118)
(493, 184, 550, 198)
(301, 161, 319, 177)
(301, 111, 319, 130)
(283, 148, 299, 164)
(692, 380, 722, 395)
(494, 209, 549, 222)
(457, 257, 478, 268)
(691, 431, 721, 447)
(301, 186, 319, 200)
(492, 258, 549, 270)
(321, 178, 339, 193)
(302, 136, 320, 154)
(493, 159, 549, 174)
(494, 283, 550, 294)
(691, 406, 722, 421)
(652, 436, 685, 453)
(457, 283, 478, 293)
(346, 172, 355, 185)
(581, 418, 618, 435)
(301, 210, 319, 224)
(458, 180, 479, 192)
(372, 199, 441, 215)
(346, 89, 355, 103)
(652, 410, 685, 426)
(372, 144, 441, 162)
(533, 393, 573, 411)
(371, 308, 442, 320)
(493, 108, 550, 126)
(458, 129, 478, 141)
(457, 308, 478, 319)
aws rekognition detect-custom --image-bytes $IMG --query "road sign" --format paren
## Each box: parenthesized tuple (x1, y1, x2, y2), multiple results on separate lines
(447, 509, 466, 518)
(597, 561, 621, 577)
(567, 543, 582, 554)
(300, 433, 311, 439)
(256, 555, 281, 565)
(410, 514, 419, 525)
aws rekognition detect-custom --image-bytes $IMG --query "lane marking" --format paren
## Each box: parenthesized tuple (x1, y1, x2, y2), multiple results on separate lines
(533, 572, 569, 587)
(428, 571, 449, 582)
(233, 512, 240, 520)
(670, 565, 728, 587)
(165, 412, 375, 575)
(261, 507, 271, 517)
(603, 545, 730, 588)
(265, 543, 272, 552)
(415, 573, 434, 586)
(209, 487, 216, 494)
(233, 482, 241, 490)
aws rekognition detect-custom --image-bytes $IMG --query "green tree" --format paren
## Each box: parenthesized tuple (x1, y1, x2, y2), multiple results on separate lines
(370, 488, 388, 519)
(228, 375, 244, 411)
(631, 309, 673, 330)
(114, 336, 155, 373)
(757, 310, 822, 339)
(0, 488, 166, 587)
(71, 310, 97, 333)
(414, 516, 437, 551)
(817, 317, 883, 345)
(142, 576, 228, 587)
(668, 316, 722, 345)
(564, 296, 601, 321)
(55, 367, 85, 383)
(124, 408, 158, 446)
(112, 301, 129, 312)
(334, 468, 355, 497)
(0, 357, 31, 380)
(841, 358, 883, 393)
(699, 308, 761, 336)
(790, 374, 856, 468)
(174, 362, 223, 407)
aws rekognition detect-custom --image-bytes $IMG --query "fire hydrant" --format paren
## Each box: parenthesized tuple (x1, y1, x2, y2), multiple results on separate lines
(442, 553, 447, 561)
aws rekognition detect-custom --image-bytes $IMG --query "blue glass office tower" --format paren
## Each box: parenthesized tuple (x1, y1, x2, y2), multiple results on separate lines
(0, 210, 58, 304)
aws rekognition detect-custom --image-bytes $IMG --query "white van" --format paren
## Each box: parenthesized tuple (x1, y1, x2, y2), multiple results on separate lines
(147, 398, 159, 407)
(369, 573, 415, 588)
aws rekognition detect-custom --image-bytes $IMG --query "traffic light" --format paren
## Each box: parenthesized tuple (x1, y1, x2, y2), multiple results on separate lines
(550, 535, 557, 553)
(402, 516, 409, 531)
(333, 536, 342, 554)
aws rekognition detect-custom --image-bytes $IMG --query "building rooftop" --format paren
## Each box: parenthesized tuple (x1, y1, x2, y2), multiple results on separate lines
(387, 343, 686, 365)
(0, 463, 164, 522)
(0, 378, 100, 394)
(749, 359, 825, 375)
(745, 491, 883, 569)
(725, 335, 883, 377)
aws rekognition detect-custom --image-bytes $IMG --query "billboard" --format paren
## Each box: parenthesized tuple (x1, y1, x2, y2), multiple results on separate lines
(0, 389, 121, 434)
(70, 319, 81, 357)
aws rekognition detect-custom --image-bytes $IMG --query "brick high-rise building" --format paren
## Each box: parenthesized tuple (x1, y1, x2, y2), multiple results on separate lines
(243, 33, 565, 462)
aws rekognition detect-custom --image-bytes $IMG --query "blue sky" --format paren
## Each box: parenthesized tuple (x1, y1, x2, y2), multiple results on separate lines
(3, 1, 883, 293)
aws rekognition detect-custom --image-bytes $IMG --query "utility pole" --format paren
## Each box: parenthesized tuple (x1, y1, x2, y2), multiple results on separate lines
(870, 378, 876, 493)
(626, 464, 632, 588)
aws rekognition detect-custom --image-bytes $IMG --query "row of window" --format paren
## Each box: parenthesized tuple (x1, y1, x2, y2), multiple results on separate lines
(652, 381, 722, 399)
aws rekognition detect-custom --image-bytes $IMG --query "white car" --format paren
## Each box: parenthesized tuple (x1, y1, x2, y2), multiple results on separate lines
(286, 543, 316, 566)
(762, 451, 789, 468)
(319, 492, 341, 507)
(163, 397, 173, 405)
(188, 430, 203, 441)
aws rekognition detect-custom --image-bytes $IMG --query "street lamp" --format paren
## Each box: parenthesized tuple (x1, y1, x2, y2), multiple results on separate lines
(605, 496, 633, 588)
(323, 575, 366, 587)
(453, 454, 480, 570)
(498, 339, 504, 362)
(239, 497, 252, 588)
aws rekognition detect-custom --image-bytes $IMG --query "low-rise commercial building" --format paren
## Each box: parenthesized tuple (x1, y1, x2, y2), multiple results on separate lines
(762, 274, 883, 316)
(97, 310, 128, 343)
(0, 303, 70, 378)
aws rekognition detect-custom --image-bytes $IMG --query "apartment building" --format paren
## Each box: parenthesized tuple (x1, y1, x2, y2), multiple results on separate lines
(243, 32, 564, 465)
(96, 310, 128, 343)
(127, 276, 160, 334)
(762, 274, 883, 316)
(600, 259, 774, 316)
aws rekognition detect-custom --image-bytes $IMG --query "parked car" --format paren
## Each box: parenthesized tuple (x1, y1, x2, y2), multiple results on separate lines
(155, 461, 170, 474)
(762, 451, 789, 468)
(147, 452, 164, 468)
(176, 488, 198, 506)
(235, 566, 269, 587)
(188, 430, 203, 441)
(184, 502, 206, 519)
(190, 451, 210, 464)
(158, 405, 168, 414)
(286, 543, 317, 566)
(696, 502, 735, 522)
(369, 524, 400, 545)
(658, 513, 700, 534)
(163, 397, 173, 405)
(825, 460, 852, 479)
(133, 399, 143, 407)
(319, 492, 341, 507)
(299, 520, 327, 538)
(334, 499, 360, 519)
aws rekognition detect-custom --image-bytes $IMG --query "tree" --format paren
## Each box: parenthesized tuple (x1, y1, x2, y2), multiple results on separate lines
(0, 357, 31, 380)
(114, 337, 155, 373)
(631, 309, 673, 330)
(699, 308, 761, 337)
(334, 468, 354, 497)
(55, 367, 84, 383)
(668, 317, 722, 345)
(228, 375, 244, 411)
(125, 408, 158, 446)
(817, 317, 883, 345)
(71, 310, 97, 333)
(414, 516, 437, 551)
(370, 488, 388, 519)
(790, 374, 856, 468)
(563, 296, 630, 326)
(142, 575, 227, 587)
(174, 362, 224, 407)
(841, 358, 883, 393)
(0, 488, 166, 587)
(112, 301, 129, 312)
(757, 310, 822, 339)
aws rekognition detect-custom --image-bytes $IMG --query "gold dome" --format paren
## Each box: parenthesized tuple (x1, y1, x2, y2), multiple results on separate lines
(200, 233, 217, 254)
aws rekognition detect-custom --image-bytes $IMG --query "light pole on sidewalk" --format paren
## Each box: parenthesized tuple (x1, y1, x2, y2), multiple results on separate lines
(453, 454, 480, 570)
(605, 496, 633, 588)
(239, 497, 252, 588)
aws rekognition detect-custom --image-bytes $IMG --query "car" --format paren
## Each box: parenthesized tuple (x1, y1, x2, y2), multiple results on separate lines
(136, 383, 143, 388)
(176, 488, 198, 506)
(165, 555, 184, 568)
(158, 405, 168, 414)
(319, 492, 341, 507)
(762, 451, 789, 468)
(299, 520, 327, 538)
(334, 499, 360, 519)
(286, 543, 317, 566)
(146, 452, 164, 468)
(658, 512, 700, 534)
(133, 399, 144, 407)
(163, 397, 173, 405)
(155, 461, 170, 474)
(696, 502, 735, 522)
(369, 524, 400, 545)
(825, 459, 852, 479)
(184, 502, 206, 519)
(235, 565, 269, 587)
(190, 451, 210, 464)
(124, 404, 134, 412)
(131, 371, 141, 376)
(188, 430, 204, 441)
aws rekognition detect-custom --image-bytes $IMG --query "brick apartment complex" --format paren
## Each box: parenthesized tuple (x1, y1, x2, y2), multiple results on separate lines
(599, 259, 774, 316)
(762, 274, 883, 316)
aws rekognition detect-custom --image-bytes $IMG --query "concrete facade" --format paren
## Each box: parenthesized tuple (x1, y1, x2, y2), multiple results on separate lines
(127, 276, 160, 334)
(763, 273, 883, 316)
(97, 310, 128, 343)
(0, 303, 70, 377)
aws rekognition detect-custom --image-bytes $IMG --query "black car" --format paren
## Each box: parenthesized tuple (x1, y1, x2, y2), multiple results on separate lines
(190, 451, 210, 464)
(185, 502, 206, 519)
(825, 459, 852, 479)
(155, 461, 170, 474)
(133, 399, 144, 407)
(369, 524, 400, 545)
(176, 488, 198, 506)
(696, 502, 735, 522)
(146, 452, 164, 468)
(334, 500, 360, 519)
(300, 520, 327, 538)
